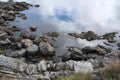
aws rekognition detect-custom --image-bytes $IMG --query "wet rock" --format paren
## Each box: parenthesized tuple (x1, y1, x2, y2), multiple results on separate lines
(13, 2, 30, 11)
(9, 26, 22, 31)
(34, 5, 40, 7)
(86, 53, 98, 59)
(33, 36, 41, 45)
(1, 13, 9, 18)
(27, 44, 38, 55)
(117, 43, 120, 47)
(82, 45, 111, 55)
(61, 52, 71, 61)
(0, 27, 13, 36)
(3, 5, 14, 10)
(9, 36, 22, 42)
(21, 39, 33, 47)
(27, 34, 37, 40)
(21, 14, 27, 20)
(62, 47, 85, 61)
(103, 32, 117, 43)
(0, 31, 8, 40)
(0, 18, 5, 24)
(69, 31, 117, 43)
(7, 14, 15, 21)
(80, 31, 98, 41)
(20, 30, 29, 38)
(44, 32, 59, 38)
(39, 42, 55, 56)
(7, 10, 15, 14)
(40, 36, 51, 44)
(29, 26, 38, 32)
(53, 56, 62, 63)
(69, 31, 98, 41)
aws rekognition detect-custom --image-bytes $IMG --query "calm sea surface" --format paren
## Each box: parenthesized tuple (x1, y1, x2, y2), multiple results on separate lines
(1, 0, 120, 54)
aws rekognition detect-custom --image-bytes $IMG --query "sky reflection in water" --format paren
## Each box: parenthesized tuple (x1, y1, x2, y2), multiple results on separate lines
(1, 0, 120, 54)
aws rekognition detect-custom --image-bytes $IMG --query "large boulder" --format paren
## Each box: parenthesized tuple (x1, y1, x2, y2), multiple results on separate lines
(27, 44, 38, 55)
(39, 42, 55, 56)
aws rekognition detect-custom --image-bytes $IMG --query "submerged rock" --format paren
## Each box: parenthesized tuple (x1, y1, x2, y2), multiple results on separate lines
(9, 26, 22, 32)
(21, 14, 27, 20)
(44, 32, 59, 38)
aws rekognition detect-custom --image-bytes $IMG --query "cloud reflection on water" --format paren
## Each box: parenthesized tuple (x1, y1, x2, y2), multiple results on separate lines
(1, 0, 120, 54)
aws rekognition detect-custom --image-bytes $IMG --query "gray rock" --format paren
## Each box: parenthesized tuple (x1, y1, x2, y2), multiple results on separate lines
(16, 42, 22, 48)
(7, 14, 15, 21)
(37, 60, 47, 72)
(82, 45, 111, 55)
(27, 44, 38, 55)
(87, 58, 99, 68)
(0, 55, 25, 70)
(62, 47, 85, 61)
(66, 60, 93, 73)
(21, 39, 33, 47)
(39, 42, 55, 56)
(103, 32, 117, 43)
(8, 11, 15, 14)
(5, 49, 26, 57)
(86, 53, 98, 59)
(53, 62, 66, 71)
(68, 31, 98, 41)
(0, 38, 11, 44)
(61, 52, 71, 61)
(25, 64, 38, 75)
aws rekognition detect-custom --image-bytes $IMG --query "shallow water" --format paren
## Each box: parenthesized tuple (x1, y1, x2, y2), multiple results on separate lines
(1, 0, 120, 54)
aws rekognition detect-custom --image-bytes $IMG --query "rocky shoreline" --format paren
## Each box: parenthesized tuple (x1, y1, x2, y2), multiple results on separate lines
(0, 0, 119, 80)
